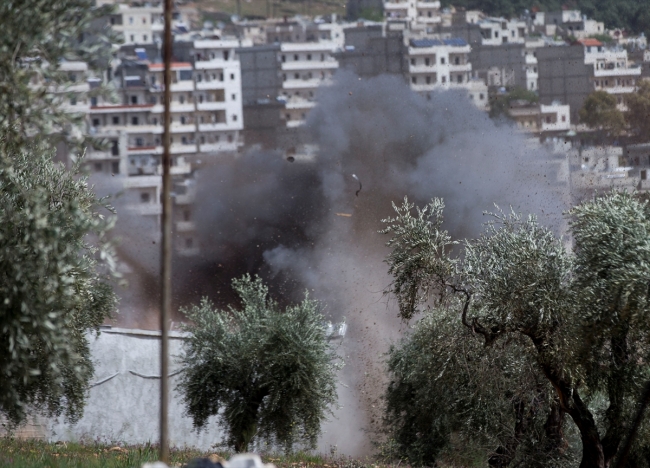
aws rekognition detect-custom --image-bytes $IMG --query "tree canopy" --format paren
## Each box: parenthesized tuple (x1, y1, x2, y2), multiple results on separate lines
(579, 90, 625, 136)
(625, 80, 650, 142)
(381, 193, 650, 468)
(0, 0, 117, 150)
(178, 275, 340, 453)
(0, 141, 117, 426)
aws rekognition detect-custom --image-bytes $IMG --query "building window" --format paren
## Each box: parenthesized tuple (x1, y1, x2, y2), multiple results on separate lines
(233, 114, 238, 121)
(92, 118, 100, 127)
(562, 116, 566, 122)
(425, 58, 430, 66)
(441, 57, 445, 64)
(230, 73, 235, 80)
(94, 162, 102, 172)
(228, 134, 233, 143)
(143, 34, 148, 42)
(111, 140, 119, 155)
(321, 53, 325, 61)
(442, 76, 446, 83)
(112, 161, 119, 174)
(282, 55, 286, 62)
(70, 97, 77, 105)
(181, 116, 186, 124)
(457, 75, 462, 83)
(129, 17, 134, 24)
(294, 54, 298, 60)
(200, 136, 205, 144)
(131, 116, 139, 125)
(223, 51, 229, 60)
(131, 95, 138, 104)
(411, 58, 416, 66)
(182, 136, 188, 144)
(90, 97, 98, 106)
(455, 56, 460, 65)
(185, 238, 193, 249)
(183, 210, 191, 221)
(412, 76, 417, 84)
(140, 192, 150, 203)
(426, 76, 431, 84)
(135, 137, 144, 147)
(307, 54, 312, 60)
(130, 35, 135, 42)
(232, 93, 236, 100)
(294, 73, 299, 79)
(642, 170, 647, 180)
(180, 96, 185, 104)
(286, 114, 291, 120)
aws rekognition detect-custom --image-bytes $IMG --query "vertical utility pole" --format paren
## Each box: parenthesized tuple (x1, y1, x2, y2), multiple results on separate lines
(160, 0, 173, 462)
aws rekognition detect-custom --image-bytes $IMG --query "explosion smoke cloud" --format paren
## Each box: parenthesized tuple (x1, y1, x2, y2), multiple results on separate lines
(102, 70, 569, 455)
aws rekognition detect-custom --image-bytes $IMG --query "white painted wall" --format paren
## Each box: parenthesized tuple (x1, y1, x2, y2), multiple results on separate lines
(48, 328, 224, 449)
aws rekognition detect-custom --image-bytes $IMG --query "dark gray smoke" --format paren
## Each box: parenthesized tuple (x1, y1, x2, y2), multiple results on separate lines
(98, 70, 570, 454)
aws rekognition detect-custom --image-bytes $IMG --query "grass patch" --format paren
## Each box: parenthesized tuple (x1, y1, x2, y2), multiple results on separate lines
(0, 439, 397, 468)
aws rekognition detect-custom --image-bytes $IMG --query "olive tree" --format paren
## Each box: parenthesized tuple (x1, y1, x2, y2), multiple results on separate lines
(0, 142, 117, 426)
(381, 193, 650, 468)
(0, 0, 117, 150)
(178, 275, 340, 453)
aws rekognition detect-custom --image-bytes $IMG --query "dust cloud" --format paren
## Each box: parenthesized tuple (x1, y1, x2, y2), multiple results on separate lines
(97, 70, 569, 455)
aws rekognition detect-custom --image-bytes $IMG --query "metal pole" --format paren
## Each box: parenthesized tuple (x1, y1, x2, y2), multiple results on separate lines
(160, 0, 173, 462)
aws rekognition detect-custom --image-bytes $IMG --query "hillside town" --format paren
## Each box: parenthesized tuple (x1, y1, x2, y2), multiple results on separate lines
(47, 0, 648, 257)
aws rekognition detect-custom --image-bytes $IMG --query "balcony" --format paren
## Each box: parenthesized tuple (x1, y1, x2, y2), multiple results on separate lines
(196, 80, 226, 90)
(285, 99, 317, 110)
(124, 175, 161, 189)
(286, 120, 306, 128)
(282, 78, 327, 90)
(195, 59, 229, 70)
(175, 221, 196, 232)
(196, 102, 227, 111)
(281, 60, 338, 71)
(198, 123, 230, 132)
(594, 67, 641, 78)
(416, 0, 441, 7)
(449, 63, 472, 72)
(90, 104, 154, 113)
(199, 141, 240, 153)
(127, 203, 163, 217)
(409, 64, 440, 73)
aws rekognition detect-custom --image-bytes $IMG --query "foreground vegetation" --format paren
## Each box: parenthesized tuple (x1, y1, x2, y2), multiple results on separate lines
(0, 439, 396, 468)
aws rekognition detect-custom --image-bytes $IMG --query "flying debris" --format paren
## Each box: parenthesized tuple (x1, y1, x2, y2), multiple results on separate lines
(352, 174, 362, 196)
(325, 321, 348, 341)
(286, 156, 295, 163)
(335, 213, 352, 217)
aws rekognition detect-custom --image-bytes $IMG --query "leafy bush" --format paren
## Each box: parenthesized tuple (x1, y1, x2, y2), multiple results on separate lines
(178, 275, 340, 453)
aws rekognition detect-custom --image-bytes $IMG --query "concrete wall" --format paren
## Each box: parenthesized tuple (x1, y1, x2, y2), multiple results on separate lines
(537, 45, 592, 121)
(238, 45, 282, 104)
(469, 43, 527, 89)
(47, 327, 224, 449)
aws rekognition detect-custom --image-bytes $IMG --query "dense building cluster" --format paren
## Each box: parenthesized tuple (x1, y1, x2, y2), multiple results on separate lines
(56, 0, 650, 255)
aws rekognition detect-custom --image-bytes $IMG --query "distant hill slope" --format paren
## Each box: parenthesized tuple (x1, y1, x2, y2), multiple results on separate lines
(440, 0, 650, 37)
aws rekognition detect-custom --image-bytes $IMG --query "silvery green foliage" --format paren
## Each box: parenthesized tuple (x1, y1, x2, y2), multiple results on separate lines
(0, 142, 117, 426)
(380, 197, 457, 320)
(382, 193, 650, 467)
(178, 275, 340, 453)
(0, 0, 118, 149)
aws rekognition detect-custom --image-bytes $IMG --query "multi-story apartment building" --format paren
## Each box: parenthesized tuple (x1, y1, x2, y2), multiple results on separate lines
(384, 0, 442, 27)
(407, 38, 488, 109)
(508, 101, 571, 135)
(477, 17, 527, 46)
(85, 37, 244, 255)
(279, 41, 339, 127)
(108, 2, 164, 45)
(579, 38, 642, 110)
